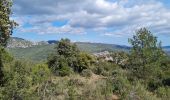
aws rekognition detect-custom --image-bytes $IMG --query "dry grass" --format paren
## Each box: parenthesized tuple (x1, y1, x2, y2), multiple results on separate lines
(45, 73, 117, 100)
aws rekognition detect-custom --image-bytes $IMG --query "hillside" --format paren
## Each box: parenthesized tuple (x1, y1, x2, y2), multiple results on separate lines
(7, 45, 55, 61)
(6, 37, 170, 61)
(7, 37, 48, 48)
(164, 46, 170, 52)
(76, 42, 130, 53)
(6, 37, 130, 61)
(7, 43, 129, 61)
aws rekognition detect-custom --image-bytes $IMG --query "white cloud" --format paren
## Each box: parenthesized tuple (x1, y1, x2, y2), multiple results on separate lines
(17, 23, 86, 35)
(13, 0, 170, 37)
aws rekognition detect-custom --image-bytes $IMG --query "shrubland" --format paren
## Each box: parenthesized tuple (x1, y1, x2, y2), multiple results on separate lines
(0, 1, 169, 99)
(0, 28, 169, 99)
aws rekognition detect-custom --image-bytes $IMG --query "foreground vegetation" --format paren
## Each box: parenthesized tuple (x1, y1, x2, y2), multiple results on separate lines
(0, 28, 169, 99)
(0, 0, 169, 99)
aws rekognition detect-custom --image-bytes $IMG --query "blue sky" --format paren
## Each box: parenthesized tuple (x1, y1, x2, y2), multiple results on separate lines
(12, 0, 170, 46)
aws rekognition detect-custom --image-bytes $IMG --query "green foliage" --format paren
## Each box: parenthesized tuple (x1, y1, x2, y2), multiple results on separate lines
(48, 54, 73, 76)
(0, 0, 16, 85)
(111, 68, 160, 100)
(128, 82, 160, 100)
(0, 0, 17, 46)
(81, 69, 92, 77)
(0, 47, 13, 63)
(47, 38, 79, 76)
(57, 38, 79, 57)
(161, 59, 170, 87)
(0, 59, 54, 100)
(111, 51, 129, 68)
(128, 28, 166, 86)
(68, 86, 77, 100)
(112, 68, 131, 98)
(93, 61, 117, 76)
(0, 46, 13, 85)
(0, 25, 169, 100)
(7, 44, 54, 62)
(156, 86, 170, 99)
(31, 64, 51, 84)
(80, 78, 113, 100)
(1, 60, 33, 99)
(59, 64, 72, 77)
(7, 40, 130, 61)
(74, 52, 95, 72)
(48, 38, 95, 76)
(77, 42, 129, 53)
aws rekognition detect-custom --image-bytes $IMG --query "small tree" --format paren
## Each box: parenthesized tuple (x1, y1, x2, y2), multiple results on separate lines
(128, 28, 166, 86)
(47, 38, 78, 76)
(57, 38, 79, 58)
(48, 38, 95, 76)
(0, 0, 17, 46)
(75, 52, 95, 72)
(0, 0, 17, 85)
(31, 64, 51, 85)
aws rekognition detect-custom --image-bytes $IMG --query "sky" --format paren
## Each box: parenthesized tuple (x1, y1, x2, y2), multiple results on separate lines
(12, 0, 170, 46)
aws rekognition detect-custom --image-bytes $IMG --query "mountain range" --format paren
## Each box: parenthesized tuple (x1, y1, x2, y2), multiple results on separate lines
(6, 37, 170, 61)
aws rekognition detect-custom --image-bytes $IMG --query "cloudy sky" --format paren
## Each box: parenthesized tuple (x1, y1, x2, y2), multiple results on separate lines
(12, 0, 170, 46)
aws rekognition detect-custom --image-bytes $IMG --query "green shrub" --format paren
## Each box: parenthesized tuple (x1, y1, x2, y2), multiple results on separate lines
(93, 61, 117, 76)
(80, 78, 113, 100)
(31, 64, 51, 84)
(81, 69, 92, 77)
(68, 86, 77, 100)
(156, 86, 170, 99)
(48, 39, 95, 75)
(110, 67, 162, 100)
(59, 65, 73, 76)
(112, 75, 131, 99)
(0, 47, 13, 84)
(1, 60, 33, 100)
(131, 82, 160, 100)
(48, 55, 73, 76)
(74, 52, 95, 73)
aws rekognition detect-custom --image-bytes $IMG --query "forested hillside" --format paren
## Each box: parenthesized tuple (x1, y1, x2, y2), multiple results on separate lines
(6, 37, 170, 61)
(6, 37, 130, 61)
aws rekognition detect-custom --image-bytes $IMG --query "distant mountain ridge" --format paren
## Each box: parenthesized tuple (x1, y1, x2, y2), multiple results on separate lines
(6, 37, 131, 61)
(7, 37, 170, 50)
(76, 42, 130, 53)
(47, 40, 58, 44)
(6, 37, 170, 61)
(7, 37, 130, 51)
(7, 37, 48, 48)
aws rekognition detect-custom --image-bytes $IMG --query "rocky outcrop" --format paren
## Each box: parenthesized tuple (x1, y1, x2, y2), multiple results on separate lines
(7, 37, 48, 48)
